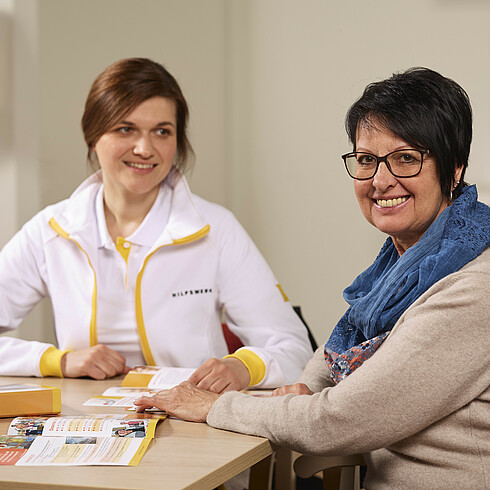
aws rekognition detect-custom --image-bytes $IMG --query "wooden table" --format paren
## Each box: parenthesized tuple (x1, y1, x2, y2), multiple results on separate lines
(0, 376, 274, 490)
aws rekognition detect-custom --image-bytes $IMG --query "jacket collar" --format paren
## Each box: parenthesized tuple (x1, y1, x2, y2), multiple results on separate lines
(50, 168, 210, 249)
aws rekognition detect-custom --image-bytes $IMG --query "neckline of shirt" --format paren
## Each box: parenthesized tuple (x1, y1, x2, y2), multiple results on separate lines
(95, 181, 171, 250)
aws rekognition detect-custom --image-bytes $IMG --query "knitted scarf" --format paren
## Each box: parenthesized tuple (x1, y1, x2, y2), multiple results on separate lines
(325, 185, 490, 383)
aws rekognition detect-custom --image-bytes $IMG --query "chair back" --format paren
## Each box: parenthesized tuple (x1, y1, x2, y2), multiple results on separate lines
(222, 305, 318, 354)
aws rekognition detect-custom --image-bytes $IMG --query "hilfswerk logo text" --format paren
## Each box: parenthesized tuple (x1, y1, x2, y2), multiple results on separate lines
(172, 288, 213, 298)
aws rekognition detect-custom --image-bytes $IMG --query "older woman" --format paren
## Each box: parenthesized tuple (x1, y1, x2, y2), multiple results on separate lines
(0, 58, 313, 390)
(135, 68, 490, 488)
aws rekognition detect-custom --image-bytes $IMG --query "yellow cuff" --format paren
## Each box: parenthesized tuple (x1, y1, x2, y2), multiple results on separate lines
(225, 348, 266, 386)
(39, 346, 70, 377)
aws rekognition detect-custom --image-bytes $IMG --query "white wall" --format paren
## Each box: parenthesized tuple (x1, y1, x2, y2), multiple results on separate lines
(4, 0, 490, 347)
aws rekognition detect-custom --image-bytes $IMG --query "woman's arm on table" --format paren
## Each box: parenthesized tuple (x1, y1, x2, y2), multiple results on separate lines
(137, 251, 490, 456)
(199, 206, 313, 390)
(205, 252, 490, 455)
(0, 214, 129, 379)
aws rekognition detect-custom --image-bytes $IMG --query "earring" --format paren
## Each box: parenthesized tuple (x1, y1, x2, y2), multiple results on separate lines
(450, 181, 460, 202)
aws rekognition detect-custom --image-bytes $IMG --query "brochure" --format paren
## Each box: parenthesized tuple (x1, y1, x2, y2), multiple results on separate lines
(82, 366, 196, 409)
(83, 369, 274, 409)
(121, 365, 196, 389)
(0, 413, 164, 466)
(83, 386, 160, 408)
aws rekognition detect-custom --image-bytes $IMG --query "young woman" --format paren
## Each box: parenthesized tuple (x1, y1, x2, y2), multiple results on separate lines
(0, 58, 313, 392)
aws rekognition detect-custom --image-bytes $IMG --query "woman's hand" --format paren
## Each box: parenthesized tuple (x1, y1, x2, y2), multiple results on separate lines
(61, 344, 129, 379)
(134, 381, 220, 422)
(188, 357, 250, 393)
(271, 383, 314, 397)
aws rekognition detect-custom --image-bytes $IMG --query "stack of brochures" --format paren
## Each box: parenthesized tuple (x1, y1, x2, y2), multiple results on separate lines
(0, 384, 61, 418)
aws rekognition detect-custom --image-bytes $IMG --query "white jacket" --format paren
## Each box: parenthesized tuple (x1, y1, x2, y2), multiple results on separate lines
(0, 171, 313, 386)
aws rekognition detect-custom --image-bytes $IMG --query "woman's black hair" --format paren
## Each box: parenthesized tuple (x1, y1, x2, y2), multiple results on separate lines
(345, 67, 472, 200)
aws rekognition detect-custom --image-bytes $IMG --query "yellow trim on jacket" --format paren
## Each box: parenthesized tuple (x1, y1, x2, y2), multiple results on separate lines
(50, 217, 211, 367)
(225, 349, 266, 386)
(39, 346, 71, 377)
(49, 218, 98, 346)
(135, 225, 211, 365)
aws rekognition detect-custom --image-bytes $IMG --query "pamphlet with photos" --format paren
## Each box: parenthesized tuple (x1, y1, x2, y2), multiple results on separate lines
(0, 413, 164, 466)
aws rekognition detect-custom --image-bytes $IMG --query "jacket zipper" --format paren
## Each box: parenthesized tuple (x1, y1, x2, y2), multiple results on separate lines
(135, 225, 211, 365)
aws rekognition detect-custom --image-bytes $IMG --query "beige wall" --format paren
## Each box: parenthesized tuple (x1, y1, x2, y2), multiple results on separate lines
(1, 0, 48, 343)
(226, 0, 490, 342)
(0, 0, 15, 245)
(2, 0, 490, 347)
(37, 0, 227, 209)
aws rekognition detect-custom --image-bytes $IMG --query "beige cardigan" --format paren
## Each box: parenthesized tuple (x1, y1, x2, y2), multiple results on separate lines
(207, 248, 490, 489)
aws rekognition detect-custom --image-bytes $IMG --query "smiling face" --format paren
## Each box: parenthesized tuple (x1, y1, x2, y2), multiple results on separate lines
(94, 96, 177, 205)
(353, 122, 454, 254)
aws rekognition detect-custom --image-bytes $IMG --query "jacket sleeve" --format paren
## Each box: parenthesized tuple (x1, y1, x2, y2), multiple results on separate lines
(207, 251, 490, 455)
(0, 215, 55, 376)
(213, 209, 314, 388)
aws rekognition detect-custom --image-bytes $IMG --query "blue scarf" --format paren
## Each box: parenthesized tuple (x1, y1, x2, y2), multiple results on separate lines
(325, 185, 490, 383)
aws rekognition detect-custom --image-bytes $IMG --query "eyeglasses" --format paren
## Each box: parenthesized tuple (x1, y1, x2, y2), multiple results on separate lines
(342, 149, 430, 180)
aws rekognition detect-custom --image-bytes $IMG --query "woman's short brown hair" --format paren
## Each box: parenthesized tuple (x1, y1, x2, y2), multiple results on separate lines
(82, 58, 194, 172)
